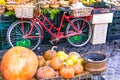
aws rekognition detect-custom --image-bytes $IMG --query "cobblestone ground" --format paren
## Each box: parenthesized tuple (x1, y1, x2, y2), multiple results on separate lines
(0, 39, 120, 80)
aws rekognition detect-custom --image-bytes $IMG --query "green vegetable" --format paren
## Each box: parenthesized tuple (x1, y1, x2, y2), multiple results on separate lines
(5, 11, 15, 16)
(41, 8, 60, 20)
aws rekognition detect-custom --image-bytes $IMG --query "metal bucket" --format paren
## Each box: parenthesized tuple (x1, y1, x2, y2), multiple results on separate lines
(82, 52, 107, 75)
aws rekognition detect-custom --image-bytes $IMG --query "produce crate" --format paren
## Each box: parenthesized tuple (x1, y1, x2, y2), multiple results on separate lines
(113, 10, 120, 18)
(107, 23, 120, 40)
(0, 15, 15, 50)
(92, 8, 116, 14)
(0, 14, 14, 22)
(0, 28, 11, 50)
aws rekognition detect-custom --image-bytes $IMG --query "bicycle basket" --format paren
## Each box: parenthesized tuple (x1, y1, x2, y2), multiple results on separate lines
(14, 5, 35, 18)
(70, 7, 93, 17)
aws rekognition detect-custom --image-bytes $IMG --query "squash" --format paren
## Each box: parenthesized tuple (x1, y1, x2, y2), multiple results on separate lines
(50, 57, 63, 70)
(1, 46, 38, 80)
(44, 46, 57, 60)
(38, 55, 45, 67)
(73, 64, 84, 75)
(60, 65, 75, 79)
(36, 66, 55, 79)
(56, 50, 68, 61)
(68, 52, 79, 64)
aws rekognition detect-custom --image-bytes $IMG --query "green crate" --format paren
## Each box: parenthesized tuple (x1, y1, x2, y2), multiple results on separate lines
(0, 15, 15, 50)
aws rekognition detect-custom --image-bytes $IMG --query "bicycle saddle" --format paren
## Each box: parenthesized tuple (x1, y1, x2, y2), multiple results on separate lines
(59, 7, 71, 12)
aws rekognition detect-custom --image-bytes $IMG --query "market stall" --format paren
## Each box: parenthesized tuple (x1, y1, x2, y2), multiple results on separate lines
(1, 0, 119, 79)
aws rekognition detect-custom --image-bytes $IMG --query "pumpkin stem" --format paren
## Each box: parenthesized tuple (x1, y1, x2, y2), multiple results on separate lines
(62, 48, 65, 52)
(63, 62, 68, 66)
(51, 46, 57, 51)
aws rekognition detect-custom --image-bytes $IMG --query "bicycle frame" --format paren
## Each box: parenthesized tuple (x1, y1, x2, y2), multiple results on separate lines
(23, 12, 92, 40)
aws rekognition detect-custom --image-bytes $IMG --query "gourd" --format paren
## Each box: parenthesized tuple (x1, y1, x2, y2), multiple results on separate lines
(60, 65, 75, 78)
(44, 46, 57, 60)
(50, 57, 63, 70)
(38, 55, 45, 67)
(73, 64, 84, 75)
(36, 66, 55, 79)
(1, 46, 38, 80)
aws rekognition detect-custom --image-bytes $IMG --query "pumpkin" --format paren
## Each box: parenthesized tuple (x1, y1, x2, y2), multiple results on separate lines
(68, 52, 79, 64)
(1, 46, 38, 80)
(54, 70, 59, 76)
(36, 66, 55, 79)
(65, 59, 74, 66)
(73, 64, 84, 75)
(60, 65, 75, 78)
(70, 0, 77, 4)
(44, 46, 57, 60)
(69, 51, 81, 58)
(38, 55, 45, 67)
(56, 51, 68, 61)
(77, 58, 84, 65)
(44, 60, 51, 66)
(50, 57, 63, 70)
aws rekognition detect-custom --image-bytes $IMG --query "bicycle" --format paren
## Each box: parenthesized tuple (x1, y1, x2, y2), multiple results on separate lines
(7, 3, 93, 50)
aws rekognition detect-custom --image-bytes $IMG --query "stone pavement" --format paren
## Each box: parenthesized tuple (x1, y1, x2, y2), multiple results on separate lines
(0, 39, 120, 80)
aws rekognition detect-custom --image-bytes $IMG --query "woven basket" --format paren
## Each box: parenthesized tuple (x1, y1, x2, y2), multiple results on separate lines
(14, 5, 35, 18)
(70, 7, 93, 17)
(0, 7, 5, 14)
(50, 4, 59, 9)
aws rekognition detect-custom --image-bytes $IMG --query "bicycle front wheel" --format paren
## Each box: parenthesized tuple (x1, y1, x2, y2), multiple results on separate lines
(7, 21, 42, 50)
(66, 18, 92, 47)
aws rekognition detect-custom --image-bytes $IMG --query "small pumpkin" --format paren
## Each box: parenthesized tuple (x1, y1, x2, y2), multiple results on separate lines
(36, 66, 55, 79)
(68, 52, 79, 64)
(50, 57, 63, 70)
(44, 60, 51, 66)
(73, 64, 84, 75)
(60, 65, 75, 78)
(44, 46, 57, 60)
(65, 59, 74, 66)
(1, 46, 38, 80)
(38, 55, 45, 67)
(56, 50, 68, 61)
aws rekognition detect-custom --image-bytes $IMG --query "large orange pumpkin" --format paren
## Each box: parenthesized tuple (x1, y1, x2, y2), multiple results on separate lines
(1, 46, 38, 80)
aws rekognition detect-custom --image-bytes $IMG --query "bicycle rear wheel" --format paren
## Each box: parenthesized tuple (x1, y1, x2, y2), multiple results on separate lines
(7, 21, 42, 50)
(66, 18, 92, 47)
